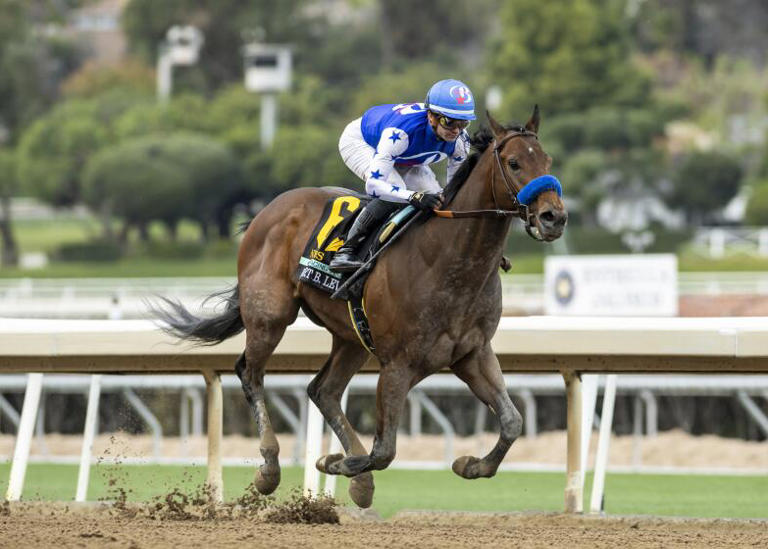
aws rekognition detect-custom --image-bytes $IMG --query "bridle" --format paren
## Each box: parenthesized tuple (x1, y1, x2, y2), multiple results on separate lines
(433, 129, 544, 240)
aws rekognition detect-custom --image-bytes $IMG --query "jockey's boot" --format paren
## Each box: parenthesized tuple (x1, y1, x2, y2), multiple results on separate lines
(330, 207, 377, 273)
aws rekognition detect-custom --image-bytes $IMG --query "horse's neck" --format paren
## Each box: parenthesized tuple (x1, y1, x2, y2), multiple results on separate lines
(427, 152, 512, 275)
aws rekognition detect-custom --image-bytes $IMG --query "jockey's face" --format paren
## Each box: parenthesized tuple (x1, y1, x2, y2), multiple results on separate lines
(427, 111, 465, 142)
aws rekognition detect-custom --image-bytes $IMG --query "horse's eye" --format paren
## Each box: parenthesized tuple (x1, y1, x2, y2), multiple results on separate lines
(508, 158, 520, 170)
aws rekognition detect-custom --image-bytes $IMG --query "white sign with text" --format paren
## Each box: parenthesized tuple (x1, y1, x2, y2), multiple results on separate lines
(544, 254, 678, 316)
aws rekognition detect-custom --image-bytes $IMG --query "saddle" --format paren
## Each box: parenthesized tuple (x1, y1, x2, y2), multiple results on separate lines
(296, 194, 418, 354)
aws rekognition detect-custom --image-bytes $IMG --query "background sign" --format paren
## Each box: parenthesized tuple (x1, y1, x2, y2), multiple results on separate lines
(544, 254, 678, 316)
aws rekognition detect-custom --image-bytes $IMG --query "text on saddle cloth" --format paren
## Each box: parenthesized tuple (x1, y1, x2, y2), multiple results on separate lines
(296, 195, 418, 296)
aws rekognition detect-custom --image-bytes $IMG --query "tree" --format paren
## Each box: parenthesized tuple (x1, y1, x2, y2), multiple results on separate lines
(0, 149, 18, 266)
(488, 0, 651, 117)
(377, 0, 494, 63)
(83, 138, 188, 242)
(668, 151, 743, 224)
(270, 126, 355, 195)
(82, 133, 245, 240)
(17, 100, 109, 205)
(155, 134, 245, 238)
(0, 2, 83, 143)
(745, 181, 768, 226)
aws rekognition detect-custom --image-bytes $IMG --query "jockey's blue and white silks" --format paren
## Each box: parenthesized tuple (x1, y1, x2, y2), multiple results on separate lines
(340, 102, 469, 202)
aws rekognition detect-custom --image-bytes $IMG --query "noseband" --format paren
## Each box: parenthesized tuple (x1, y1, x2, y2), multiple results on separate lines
(434, 129, 546, 240)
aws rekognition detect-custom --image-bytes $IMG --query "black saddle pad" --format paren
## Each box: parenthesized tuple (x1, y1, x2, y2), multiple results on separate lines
(296, 195, 417, 295)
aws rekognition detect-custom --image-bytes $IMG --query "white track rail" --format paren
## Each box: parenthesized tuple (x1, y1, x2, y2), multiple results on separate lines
(1, 316, 768, 512)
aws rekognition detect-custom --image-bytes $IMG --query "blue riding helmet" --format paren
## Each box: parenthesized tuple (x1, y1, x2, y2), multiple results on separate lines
(424, 79, 476, 121)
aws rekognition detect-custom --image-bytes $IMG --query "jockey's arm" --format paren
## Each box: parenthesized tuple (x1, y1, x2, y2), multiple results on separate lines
(445, 130, 470, 185)
(364, 127, 414, 203)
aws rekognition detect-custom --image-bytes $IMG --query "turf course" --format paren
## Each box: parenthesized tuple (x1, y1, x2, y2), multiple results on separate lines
(1, 463, 765, 519)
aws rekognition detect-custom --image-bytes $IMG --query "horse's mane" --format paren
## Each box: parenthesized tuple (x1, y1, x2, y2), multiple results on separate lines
(443, 122, 526, 204)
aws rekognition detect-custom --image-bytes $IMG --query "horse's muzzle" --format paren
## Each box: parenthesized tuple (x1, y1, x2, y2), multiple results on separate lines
(535, 206, 568, 241)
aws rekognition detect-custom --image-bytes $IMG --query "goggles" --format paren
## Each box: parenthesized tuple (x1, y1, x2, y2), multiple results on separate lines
(432, 112, 470, 131)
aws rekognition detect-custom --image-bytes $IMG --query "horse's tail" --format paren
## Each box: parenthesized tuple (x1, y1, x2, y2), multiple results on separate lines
(151, 285, 244, 346)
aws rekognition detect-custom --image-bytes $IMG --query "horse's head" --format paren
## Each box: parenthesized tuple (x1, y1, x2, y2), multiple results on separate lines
(487, 106, 567, 242)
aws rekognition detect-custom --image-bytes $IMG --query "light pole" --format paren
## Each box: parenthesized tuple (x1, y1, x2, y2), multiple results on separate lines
(243, 42, 292, 150)
(157, 25, 204, 102)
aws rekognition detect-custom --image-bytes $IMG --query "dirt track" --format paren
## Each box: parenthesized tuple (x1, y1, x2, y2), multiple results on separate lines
(0, 504, 766, 548)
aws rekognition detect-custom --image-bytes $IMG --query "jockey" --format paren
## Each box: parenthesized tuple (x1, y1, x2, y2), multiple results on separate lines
(330, 78, 475, 272)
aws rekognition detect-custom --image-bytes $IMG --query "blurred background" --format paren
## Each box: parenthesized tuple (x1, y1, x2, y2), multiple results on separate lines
(0, 0, 767, 481)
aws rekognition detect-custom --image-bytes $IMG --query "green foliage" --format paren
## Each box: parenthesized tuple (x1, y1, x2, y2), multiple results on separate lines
(82, 133, 244, 235)
(0, 3, 84, 139)
(16, 101, 111, 205)
(271, 126, 355, 193)
(54, 239, 123, 262)
(140, 240, 206, 259)
(61, 59, 155, 99)
(559, 149, 607, 211)
(122, 0, 324, 92)
(0, 149, 15, 196)
(669, 150, 744, 222)
(745, 181, 768, 226)
(489, 0, 651, 117)
(82, 137, 187, 228)
(348, 63, 448, 118)
(377, 0, 494, 61)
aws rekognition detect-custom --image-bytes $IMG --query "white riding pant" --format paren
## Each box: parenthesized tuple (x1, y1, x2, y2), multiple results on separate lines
(338, 117, 441, 201)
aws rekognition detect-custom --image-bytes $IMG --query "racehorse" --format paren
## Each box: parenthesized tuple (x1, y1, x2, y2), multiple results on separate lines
(156, 107, 567, 508)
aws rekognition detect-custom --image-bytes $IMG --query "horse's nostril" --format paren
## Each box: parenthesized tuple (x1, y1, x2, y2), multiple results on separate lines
(539, 209, 567, 228)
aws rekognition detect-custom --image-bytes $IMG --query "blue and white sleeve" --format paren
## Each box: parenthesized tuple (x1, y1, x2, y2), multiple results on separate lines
(365, 127, 413, 202)
(446, 131, 471, 185)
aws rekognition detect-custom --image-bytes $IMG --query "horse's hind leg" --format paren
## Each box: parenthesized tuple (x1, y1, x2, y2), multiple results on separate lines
(330, 361, 415, 477)
(236, 287, 299, 495)
(308, 336, 374, 508)
(450, 344, 523, 479)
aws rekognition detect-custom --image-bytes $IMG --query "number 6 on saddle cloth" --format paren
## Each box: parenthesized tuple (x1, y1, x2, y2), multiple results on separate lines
(296, 194, 417, 298)
(296, 194, 419, 354)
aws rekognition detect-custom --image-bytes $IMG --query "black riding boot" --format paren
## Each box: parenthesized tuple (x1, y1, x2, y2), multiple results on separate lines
(329, 207, 378, 272)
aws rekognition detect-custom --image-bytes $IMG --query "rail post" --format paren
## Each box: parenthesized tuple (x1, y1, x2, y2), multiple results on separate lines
(202, 370, 224, 503)
(563, 369, 583, 513)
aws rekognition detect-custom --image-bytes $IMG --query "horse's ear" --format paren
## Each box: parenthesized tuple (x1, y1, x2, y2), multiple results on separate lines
(486, 110, 506, 138)
(525, 104, 540, 134)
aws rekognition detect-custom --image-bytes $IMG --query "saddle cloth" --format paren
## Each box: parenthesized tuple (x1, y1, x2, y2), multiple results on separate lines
(296, 194, 416, 296)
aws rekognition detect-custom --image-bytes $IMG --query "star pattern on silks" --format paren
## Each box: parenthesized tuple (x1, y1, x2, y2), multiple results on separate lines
(388, 130, 401, 144)
(391, 185, 400, 192)
(370, 169, 383, 179)
(370, 190, 379, 198)
(453, 155, 464, 162)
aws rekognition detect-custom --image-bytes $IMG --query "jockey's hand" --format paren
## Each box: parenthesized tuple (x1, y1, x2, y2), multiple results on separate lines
(408, 191, 443, 211)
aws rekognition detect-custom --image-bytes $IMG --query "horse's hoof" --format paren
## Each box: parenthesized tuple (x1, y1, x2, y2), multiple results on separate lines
(348, 472, 375, 508)
(255, 464, 281, 495)
(339, 455, 371, 477)
(316, 453, 344, 474)
(452, 455, 482, 479)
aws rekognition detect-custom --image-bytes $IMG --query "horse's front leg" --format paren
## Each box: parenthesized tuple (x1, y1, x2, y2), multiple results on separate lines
(308, 336, 375, 508)
(332, 361, 413, 477)
(450, 344, 523, 479)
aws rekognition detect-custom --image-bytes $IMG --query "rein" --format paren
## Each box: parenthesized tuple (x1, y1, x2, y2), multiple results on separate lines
(434, 129, 543, 239)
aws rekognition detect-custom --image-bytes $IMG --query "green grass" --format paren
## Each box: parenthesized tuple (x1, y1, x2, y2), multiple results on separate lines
(0, 257, 238, 278)
(2, 463, 766, 519)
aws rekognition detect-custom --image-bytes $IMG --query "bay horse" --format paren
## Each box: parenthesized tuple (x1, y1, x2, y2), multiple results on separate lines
(156, 107, 567, 508)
